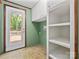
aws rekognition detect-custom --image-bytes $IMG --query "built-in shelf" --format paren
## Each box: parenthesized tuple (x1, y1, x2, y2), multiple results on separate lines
(48, 0, 67, 12)
(49, 39, 70, 48)
(48, 0, 70, 59)
(49, 51, 69, 59)
(49, 46, 70, 59)
(49, 23, 70, 27)
(32, 16, 46, 22)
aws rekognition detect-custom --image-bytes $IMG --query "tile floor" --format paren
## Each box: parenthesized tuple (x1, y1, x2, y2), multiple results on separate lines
(0, 45, 46, 59)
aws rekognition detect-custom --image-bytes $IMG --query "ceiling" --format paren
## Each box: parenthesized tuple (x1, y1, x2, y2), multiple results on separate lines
(7, 0, 40, 8)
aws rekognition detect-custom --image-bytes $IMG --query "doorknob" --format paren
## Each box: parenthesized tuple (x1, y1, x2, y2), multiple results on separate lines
(22, 28, 25, 32)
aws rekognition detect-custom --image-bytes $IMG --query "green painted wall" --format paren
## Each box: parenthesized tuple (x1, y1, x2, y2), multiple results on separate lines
(32, 21, 47, 47)
(26, 10, 40, 46)
(0, 4, 4, 54)
(39, 21, 47, 47)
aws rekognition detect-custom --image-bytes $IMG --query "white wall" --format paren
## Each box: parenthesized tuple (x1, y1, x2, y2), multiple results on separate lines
(32, 0, 47, 21)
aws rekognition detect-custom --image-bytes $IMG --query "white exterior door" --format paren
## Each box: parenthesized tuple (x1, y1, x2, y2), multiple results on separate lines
(5, 5, 25, 51)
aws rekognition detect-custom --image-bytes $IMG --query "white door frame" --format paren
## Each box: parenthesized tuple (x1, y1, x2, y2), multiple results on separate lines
(4, 5, 26, 52)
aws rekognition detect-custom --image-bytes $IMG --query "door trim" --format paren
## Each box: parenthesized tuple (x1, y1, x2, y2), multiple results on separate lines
(74, 0, 78, 59)
(3, 0, 31, 9)
(4, 4, 27, 52)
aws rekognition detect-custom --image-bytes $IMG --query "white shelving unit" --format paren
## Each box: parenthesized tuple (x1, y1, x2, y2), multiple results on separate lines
(48, 0, 68, 12)
(49, 43, 70, 59)
(47, 0, 72, 59)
